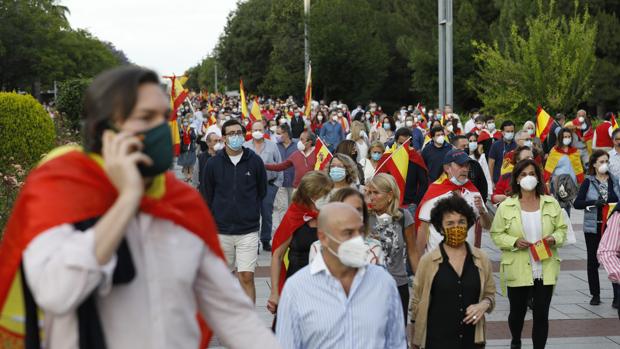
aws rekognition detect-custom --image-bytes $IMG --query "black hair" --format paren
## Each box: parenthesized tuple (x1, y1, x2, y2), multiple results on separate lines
(395, 127, 413, 142)
(612, 128, 620, 140)
(588, 150, 610, 175)
(510, 159, 545, 197)
(474, 115, 486, 123)
(221, 119, 244, 136)
(83, 66, 161, 153)
(278, 123, 293, 139)
(430, 195, 476, 233)
(500, 120, 515, 131)
(556, 127, 573, 148)
(450, 135, 468, 146)
(430, 126, 444, 138)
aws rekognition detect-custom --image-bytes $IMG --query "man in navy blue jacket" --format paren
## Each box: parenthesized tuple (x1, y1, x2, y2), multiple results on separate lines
(205, 119, 267, 303)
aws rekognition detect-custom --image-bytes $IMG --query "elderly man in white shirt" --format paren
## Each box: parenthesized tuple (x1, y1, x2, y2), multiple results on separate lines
(276, 202, 406, 349)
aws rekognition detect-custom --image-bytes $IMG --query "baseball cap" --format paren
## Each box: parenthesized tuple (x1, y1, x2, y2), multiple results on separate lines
(443, 149, 470, 165)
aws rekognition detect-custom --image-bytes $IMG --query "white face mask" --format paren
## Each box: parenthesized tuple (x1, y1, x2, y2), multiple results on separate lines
(324, 234, 368, 268)
(313, 195, 329, 210)
(406, 120, 414, 127)
(562, 137, 572, 146)
(578, 116, 585, 123)
(598, 163, 609, 174)
(251, 131, 263, 140)
(524, 140, 533, 148)
(487, 122, 496, 131)
(447, 124, 454, 132)
(213, 142, 225, 151)
(468, 142, 478, 152)
(435, 135, 445, 145)
(269, 126, 277, 133)
(317, 115, 324, 121)
(519, 175, 538, 191)
(331, 115, 338, 121)
(297, 140, 306, 152)
(504, 132, 514, 141)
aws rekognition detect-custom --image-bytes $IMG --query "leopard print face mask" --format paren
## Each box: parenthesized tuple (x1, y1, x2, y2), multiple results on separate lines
(443, 226, 467, 247)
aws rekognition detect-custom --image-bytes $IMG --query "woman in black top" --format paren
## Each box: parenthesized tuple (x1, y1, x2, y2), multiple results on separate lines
(411, 196, 496, 349)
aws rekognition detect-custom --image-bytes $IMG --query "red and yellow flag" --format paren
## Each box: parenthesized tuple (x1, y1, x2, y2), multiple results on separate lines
(601, 203, 617, 234)
(536, 106, 554, 142)
(250, 97, 262, 122)
(375, 142, 410, 204)
(314, 137, 333, 170)
(543, 146, 585, 183)
(162, 75, 188, 156)
(304, 63, 312, 118)
(530, 239, 553, 262)
(612, 113, 619, 131)
(240, 79, 249, 120)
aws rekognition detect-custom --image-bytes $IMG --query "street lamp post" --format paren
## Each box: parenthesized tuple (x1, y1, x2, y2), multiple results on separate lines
(438, 0, 453, 110)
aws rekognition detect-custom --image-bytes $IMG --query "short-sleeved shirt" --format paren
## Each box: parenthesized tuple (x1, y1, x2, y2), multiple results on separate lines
(367, 210, 413, 286)
(488, 139, 516, 183)
(418, 190, 481, 253)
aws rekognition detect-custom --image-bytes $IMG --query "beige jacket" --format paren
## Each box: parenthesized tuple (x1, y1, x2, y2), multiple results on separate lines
(411, 244, 496, 348)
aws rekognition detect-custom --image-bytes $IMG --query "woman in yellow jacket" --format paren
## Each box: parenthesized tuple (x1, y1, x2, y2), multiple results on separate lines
(491, 159, 567, 349)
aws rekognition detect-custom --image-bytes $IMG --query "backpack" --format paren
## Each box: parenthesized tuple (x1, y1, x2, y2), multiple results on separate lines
(551, 174, 578, 209)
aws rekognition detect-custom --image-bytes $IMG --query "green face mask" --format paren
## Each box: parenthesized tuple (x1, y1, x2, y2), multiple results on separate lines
(137, 122, 173, 177)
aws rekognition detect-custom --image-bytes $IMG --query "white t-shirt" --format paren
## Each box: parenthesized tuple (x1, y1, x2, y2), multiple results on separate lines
(229, 153, 242, 166)
(418, 187, 482, 253)
(521, 210, 543, 279)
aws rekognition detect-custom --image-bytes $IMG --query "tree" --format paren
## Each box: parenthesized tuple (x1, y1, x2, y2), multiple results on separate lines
(471, 1, 597, 123)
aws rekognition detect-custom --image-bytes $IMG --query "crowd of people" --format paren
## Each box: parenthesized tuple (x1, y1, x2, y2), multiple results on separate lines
(1, 65, 620, 349)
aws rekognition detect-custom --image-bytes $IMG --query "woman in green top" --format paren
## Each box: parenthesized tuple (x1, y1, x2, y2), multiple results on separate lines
(490, 159, 567, 349)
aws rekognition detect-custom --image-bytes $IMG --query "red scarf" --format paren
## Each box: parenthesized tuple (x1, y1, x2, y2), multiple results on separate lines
(0, 150, 223, 348)
(271, 203, 318, 293)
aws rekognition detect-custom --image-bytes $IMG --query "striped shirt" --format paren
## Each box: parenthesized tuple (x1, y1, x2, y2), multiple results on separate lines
(598, 212, 620, 283)
(275, 250, 406, 349)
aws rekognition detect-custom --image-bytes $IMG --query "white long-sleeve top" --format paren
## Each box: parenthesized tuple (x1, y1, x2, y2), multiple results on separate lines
(23, 213, 280, 349)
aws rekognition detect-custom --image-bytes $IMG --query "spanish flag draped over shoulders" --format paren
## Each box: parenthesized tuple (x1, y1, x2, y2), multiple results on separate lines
(271, 203, 318, 293)
(414, 173, 480, 232)
(543, 146, 585, 184)
(0, 146, 223, 348)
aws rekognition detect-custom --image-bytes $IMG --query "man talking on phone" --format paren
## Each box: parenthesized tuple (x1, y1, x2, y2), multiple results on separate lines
(0, 66, 280, 349)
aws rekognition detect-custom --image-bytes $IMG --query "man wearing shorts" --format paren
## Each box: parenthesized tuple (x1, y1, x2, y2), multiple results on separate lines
(205, 119, 267, 303)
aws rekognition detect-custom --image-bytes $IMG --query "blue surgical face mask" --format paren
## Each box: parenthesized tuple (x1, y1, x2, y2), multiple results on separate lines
(227, 135, 244, 151)
(329, 167, 347, 182)
(371, 152, 382, 161)
(382, 123, 391, 130)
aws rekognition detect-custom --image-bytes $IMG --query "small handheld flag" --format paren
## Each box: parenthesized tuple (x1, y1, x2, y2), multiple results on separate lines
(314, 137, 333, 170)
(530, 239, 553, 262)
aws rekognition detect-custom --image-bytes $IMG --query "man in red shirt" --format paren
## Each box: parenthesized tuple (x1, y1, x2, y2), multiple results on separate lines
(265, 130, 318, 187)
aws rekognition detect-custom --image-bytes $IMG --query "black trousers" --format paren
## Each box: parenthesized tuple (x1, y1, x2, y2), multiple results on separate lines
(397, 284, 409, 326)
(615, 283, 620, 319)
(507, 280, 554, 349)
(584, 232, 602, 296)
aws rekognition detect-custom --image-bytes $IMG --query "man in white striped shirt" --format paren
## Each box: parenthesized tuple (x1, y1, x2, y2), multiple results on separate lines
(276, 202, 406, 348)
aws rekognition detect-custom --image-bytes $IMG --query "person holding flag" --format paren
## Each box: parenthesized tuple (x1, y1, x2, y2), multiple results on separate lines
(266, 172, 333, 315)
(593, 112, 617, 151)
(490, 159, 567, 349)
(0, 66, 279, 349)
(573, 150, 620, 306)
(415, 149, 493, 258)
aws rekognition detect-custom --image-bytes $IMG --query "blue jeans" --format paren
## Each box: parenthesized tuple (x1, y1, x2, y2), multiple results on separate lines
(260, 184, 279, 242)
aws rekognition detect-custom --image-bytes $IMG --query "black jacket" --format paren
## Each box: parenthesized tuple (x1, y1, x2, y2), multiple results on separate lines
(205, 147, 267, 235)
(290, 115, 306, 139)
(468, 159, 488, 203)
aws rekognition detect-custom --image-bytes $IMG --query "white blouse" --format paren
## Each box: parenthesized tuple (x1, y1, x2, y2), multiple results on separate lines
(521, 210, 543, 279)
(23, 213, 280, 349)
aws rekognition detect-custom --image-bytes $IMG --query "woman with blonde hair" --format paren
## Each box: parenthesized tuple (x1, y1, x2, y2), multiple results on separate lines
(267, 171, 333, 315)
(366, 173, 417, 323)
(326, 153, 359, 192)
(347, 120, 369, 161)
(361, 141, 386, 182)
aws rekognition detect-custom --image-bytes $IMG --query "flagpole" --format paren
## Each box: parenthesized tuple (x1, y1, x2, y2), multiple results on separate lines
(372, 137, 412, 176)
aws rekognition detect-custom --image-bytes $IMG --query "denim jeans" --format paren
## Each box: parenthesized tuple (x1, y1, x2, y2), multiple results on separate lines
(260, 184, 279, 242)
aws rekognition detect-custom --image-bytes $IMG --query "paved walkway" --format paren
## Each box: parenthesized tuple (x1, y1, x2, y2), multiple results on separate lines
(176, 164, 619, 348)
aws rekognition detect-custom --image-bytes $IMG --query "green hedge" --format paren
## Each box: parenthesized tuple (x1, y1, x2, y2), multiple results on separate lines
(56, 78, 91, 130)
(0, 93, 56, 172)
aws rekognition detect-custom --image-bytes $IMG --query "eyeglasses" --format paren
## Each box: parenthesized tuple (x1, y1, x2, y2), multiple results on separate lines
(225, 131, 244, 136)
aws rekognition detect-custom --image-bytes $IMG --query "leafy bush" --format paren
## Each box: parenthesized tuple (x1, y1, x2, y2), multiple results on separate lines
(56, 78, 91, 129)
(0, 93, 56, 233)
(0, 93, 56, 172)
